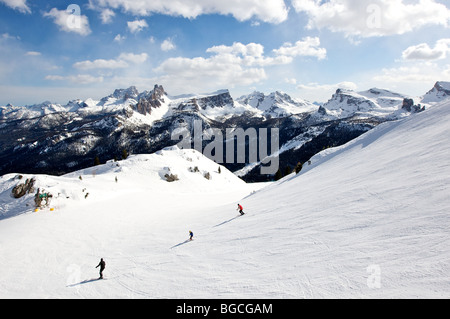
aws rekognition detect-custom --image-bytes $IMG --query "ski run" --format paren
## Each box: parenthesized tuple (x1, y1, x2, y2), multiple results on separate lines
(1, 99, 450, 298)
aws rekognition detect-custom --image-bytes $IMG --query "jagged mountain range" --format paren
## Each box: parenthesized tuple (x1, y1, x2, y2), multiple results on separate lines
(0, 81, 448, 181)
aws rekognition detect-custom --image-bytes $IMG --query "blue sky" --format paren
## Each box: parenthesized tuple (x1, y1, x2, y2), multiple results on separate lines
(0, 0, 449, 105)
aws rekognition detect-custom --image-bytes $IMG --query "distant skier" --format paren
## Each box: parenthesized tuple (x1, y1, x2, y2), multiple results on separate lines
(96, 258, 106, 279)
(189, 231, 194, 241)
(237, 204, 245, 215)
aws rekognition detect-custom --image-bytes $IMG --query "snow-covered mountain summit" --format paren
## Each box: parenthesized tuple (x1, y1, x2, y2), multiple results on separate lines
(422, 81, 450, 104)
(237, 90, 317, 118)
(318, 87, 412, 119)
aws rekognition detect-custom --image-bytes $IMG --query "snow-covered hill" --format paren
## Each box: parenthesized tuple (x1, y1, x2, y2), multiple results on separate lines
(0, 146, 249, 220)
(0, 97, 449, 298)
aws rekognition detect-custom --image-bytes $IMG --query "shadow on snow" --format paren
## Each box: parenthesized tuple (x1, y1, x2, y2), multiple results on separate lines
(66, 278, 102, 287)
(213, 215, 242, 228)
(170, 239, 191, 249)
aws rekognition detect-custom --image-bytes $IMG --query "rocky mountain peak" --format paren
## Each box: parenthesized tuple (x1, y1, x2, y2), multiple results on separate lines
(113, 86, 139, 100)
(134, 84, 167, 116)
(422, 81, 450, 104)
(435, 81, 450, 93)
(195, 90, 233, 110)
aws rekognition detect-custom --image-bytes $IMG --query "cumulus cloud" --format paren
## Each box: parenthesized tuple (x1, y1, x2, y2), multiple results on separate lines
(127, 19, 148, 34)
(155, 55, 267, 93)
(119, 52, 148, 64)
(292, 0, 450, 38)
(402, 39, 450, 61)
(161, 38, 176, 52)
(273, 37, 327, 60)
(154, 42, 269, 92)
(47, 53, 148, 86)
(207, 42, 265, 58)
(89, 0, 288, 24)
(0, 0, 30, 13)
(73, 53, 148, 70)
(154, 39, 326, 93)
(43, 7, 91, 36)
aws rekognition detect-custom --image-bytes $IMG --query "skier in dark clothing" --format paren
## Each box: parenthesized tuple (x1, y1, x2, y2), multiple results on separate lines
(237, 204, 244, 215)
(96, 258, 106, 279)
(189, 231, 194, 241)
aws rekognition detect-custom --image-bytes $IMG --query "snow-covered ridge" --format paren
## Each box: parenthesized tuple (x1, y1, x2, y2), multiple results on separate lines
(319, 87, 412, 119)
(422, 81, 450, 104)
(2, 82, 449, 123)
(237, 90, 317, 117)
(0, 146, 247, 220)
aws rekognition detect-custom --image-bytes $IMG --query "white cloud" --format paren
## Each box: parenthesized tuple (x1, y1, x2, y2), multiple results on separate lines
(297, 81, 357, 92)
(127, 19, 148, 34)
(0, 0, 30, 13)
(295, 81, 358, 102)
(118, 53, 148, 64)
(292, 0, 450, 38)
(154, 39, 327, 93)
(89, 0, 288, 24)
(368, 61, 450, 97)
(73, 53, 148, 70)
(114, 34, 126, 42)
(207, 42, 265, 58)
(285, 78, 297, 85)
(373, 63, 445, 83)
(273, 37, 327, 60)
(402, 39, 450, 61)
(100, 8, 115, 24)
(74, 59, 129, 70)
(25, 51, 42, 56)
(154, 43, 270, 92)
(45, 74, 104, 85)
(156, 56, 267, 93)
(161, 38, 176, 52)
(1, 33, 17, 41)
(43, 8, 91, 36)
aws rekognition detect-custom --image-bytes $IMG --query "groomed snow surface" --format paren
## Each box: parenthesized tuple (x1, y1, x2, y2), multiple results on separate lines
(1, 100, 450, 299)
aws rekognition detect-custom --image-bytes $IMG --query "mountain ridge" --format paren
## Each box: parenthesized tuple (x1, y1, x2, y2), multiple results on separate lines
(0, 81, 448, 181)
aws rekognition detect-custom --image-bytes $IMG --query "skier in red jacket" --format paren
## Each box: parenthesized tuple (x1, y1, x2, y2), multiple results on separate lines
(237, 204, 245, 215)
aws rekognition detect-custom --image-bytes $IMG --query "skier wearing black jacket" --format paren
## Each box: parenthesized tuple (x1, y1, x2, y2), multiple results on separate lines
(96, 258, 106, 279)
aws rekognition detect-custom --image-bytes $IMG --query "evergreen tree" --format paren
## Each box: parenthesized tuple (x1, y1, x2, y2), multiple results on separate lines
(284, 166, 292, 176)
(275, 168, 282, 181)
(295, 162, 303, 174)
(122, 149, 128, 160)
(94, 156, 101, 166)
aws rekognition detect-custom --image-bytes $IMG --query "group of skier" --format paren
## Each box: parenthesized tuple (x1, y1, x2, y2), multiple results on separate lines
(94, 204, 245, 279)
